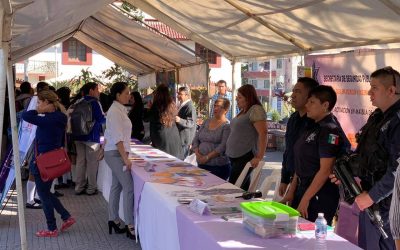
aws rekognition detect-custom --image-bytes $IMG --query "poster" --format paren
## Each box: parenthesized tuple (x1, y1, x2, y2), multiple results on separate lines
(0, 96, 37, 205)
(305, 49, 400, 148)
(297, 66, 313, 78)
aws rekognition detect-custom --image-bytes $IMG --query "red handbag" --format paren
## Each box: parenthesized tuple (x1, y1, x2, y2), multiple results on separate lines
(35, 144, 71, 182)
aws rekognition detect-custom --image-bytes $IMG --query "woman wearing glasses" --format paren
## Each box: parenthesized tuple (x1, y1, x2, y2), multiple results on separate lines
(192, 98, 231, 180)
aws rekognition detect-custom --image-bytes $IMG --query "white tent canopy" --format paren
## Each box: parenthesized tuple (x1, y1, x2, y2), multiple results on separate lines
(2, 1, 400, 249)
(129, 0, 400, 61)
(10, 3, 203, 76)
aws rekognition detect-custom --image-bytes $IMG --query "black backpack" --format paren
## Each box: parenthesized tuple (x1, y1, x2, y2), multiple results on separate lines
(70, 98, 96, 136)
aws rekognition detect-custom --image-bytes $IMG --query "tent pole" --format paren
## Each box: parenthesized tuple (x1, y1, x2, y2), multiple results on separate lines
(0, 45, 6, 161)
(4, 43, 28, 250)
(231, 59, 236, 117)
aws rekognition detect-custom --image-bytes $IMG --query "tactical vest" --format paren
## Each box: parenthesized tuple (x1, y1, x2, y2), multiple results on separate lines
(354, 109, 388, 186)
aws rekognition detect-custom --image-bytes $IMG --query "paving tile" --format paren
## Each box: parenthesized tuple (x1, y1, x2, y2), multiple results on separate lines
(0, 183, 141, 250)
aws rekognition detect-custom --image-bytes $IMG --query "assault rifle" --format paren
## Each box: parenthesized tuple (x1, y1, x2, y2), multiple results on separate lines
(334, 154, 388, 239)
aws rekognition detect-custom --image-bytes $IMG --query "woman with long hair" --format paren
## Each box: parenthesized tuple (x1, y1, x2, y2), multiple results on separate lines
(22, 90, 75, 237)
(103, 82, 135, 239)
(128, 91, 145, 141)
(192, 98, 231, 180)
(146, 84, 183, 159)
(226, 84, 267, 190)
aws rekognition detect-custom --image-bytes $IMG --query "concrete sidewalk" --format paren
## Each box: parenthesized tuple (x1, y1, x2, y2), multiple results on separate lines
(0, 150, 284, 250)
(0, 183, 141, 250)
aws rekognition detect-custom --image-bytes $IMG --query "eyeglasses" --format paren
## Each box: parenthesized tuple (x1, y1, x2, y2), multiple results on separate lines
(382, 66, 400, 94)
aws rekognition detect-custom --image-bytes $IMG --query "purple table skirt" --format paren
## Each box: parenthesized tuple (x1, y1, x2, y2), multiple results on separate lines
(176, 206, 361, 250)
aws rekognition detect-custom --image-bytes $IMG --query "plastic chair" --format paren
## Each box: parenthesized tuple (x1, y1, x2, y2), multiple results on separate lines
(234, 160, 265, 192)
(259, 168, 282, 200)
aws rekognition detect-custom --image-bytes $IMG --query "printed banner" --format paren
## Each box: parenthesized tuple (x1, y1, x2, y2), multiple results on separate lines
(306, 49, 400, 148)
(0, 96, 37, 205)
(297, 66, 313, 78)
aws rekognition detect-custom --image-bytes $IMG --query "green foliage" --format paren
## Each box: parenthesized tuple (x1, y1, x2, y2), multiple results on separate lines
(189, 86, 208, 119)
(241, 63, 248, 85)
(50, 80, 71, 90)
(102, 63, 137, 91)
(271, 109, 281, 122)
(50, 64, 138, 95)
(50, 68, 100, 94)
(121, 1, 144, 20)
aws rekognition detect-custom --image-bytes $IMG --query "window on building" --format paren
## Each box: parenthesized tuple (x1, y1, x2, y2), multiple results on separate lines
(195, 43, 221, 68)
(277, 59, 283, 69)
(252, 63, 258, 71)
(62, 38, 92, 65)
(263, 61, 270, 70)
(251, 79, 258, 88)
(264, 79, 270, 89)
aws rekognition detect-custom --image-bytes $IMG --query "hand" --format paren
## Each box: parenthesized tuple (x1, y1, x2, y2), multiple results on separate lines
(197, 155, 208, 164)
(124, 158, 132, 170)
(297, 197, 310, 219)
(279, 191, 294, 205)
(175, 116, 181, 123)
(329, 174, 341, 185)
(195, 150, 202, 161)
(250, 157, 262, 168)
(278, 183, 288, 197)
(38, 103, 55, 113)
(97, 147, 104, 161)
(355, 191, 374, 211)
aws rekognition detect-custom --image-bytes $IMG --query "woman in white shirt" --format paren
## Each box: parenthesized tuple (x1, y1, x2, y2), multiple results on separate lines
(103, 82, 135, 239)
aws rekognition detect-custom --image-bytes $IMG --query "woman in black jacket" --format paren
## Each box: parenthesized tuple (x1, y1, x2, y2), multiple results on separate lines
(128, 91, 145, 141)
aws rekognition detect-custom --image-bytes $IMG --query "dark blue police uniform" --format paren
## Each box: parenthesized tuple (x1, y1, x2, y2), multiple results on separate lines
(281, 111, 314, 185)
(292, 113, 349, 225)
(357, 100, 400, 250)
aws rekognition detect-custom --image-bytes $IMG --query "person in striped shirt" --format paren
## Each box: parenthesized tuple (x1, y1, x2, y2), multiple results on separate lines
(390, 157, 400, 250)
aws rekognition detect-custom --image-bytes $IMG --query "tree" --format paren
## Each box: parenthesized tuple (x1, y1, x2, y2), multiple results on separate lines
(121, 1, 143, 20)
(271, 109, 281, 122)
(102, 63, 137, 91)
(241, 63, 248, 85)
(50, 68, 100, 94)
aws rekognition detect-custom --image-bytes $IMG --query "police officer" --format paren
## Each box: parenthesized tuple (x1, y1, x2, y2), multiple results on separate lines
(279, 77, 319, 197)
(282, 85, 350, 225)
(331, 67, 400, 250)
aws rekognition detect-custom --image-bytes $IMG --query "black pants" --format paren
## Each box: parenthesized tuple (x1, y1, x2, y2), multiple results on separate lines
(198, 163, 231, 180)
(229, 151, 254, 191)
(292, 179, 339, 225)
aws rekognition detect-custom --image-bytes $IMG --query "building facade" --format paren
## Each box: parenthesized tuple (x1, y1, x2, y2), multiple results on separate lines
(15, 38, 114, 86)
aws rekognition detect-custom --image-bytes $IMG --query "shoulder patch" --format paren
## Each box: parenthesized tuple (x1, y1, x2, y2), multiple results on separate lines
(328, 134, 339, 145)
(381, 120, 390, 132)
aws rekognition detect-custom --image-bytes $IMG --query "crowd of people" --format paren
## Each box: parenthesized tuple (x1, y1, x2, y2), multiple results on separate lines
(11, 66, 400, 250)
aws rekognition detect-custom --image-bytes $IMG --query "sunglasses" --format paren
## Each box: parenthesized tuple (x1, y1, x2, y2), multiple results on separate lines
(382, 66, 400, 94)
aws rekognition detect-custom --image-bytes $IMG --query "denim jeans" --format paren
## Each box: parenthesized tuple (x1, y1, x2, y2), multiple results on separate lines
(182, 145, 190, 160)
(34, 173, 70, 230)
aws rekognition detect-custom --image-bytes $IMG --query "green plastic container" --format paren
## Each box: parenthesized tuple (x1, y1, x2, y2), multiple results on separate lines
(240, 201, 300, 238)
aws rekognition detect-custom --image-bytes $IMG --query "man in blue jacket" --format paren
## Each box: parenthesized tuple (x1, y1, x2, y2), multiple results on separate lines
(74, 82, 106, 195)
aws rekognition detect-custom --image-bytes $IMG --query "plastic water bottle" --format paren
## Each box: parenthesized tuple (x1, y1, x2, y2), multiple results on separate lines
(315, 213, 327, 240)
